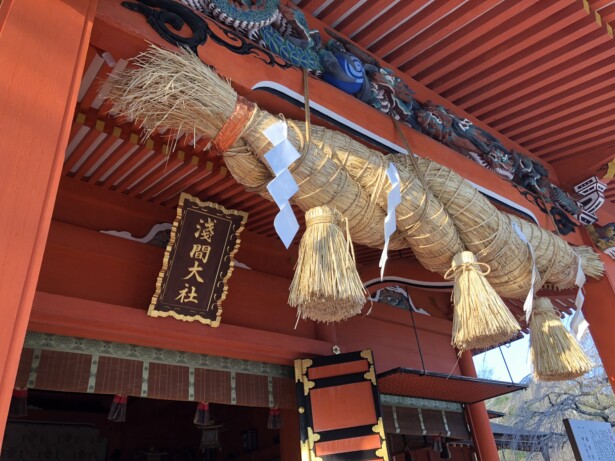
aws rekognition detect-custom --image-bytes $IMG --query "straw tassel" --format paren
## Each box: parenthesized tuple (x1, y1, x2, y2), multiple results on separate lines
(445, 251, 521, 351)
(530, 297, 592, 381)
(289, 206, 367, 323)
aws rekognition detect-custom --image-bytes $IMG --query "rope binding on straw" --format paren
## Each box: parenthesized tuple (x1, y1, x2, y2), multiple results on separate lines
(210, 96, 256, 155)
(443, 256, 491, 280)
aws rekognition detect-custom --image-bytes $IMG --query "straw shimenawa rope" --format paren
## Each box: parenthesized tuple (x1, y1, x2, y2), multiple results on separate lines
(530, 297, 593, 381)
(107, 46, 605, 325)
(390, 124, 520, 350)
(289, 206, 367, 323)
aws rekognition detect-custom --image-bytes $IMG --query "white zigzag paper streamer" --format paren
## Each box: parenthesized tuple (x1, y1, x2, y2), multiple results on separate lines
(570, 253, 588, 339)
(379, 163, 401, 280)
(263, 121, 301, 248)
(512, 222, 538, 322)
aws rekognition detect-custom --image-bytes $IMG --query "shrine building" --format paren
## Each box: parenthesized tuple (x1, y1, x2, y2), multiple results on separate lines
(2, 1, 615, 460)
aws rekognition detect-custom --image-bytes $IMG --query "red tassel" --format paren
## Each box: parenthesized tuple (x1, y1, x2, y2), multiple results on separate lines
(194, 402, 211, 427)
(432, 436, 443, 453)
(108, 395, 127, 422)
(267, 408, 282, 430)
(9, 389, 27, 418)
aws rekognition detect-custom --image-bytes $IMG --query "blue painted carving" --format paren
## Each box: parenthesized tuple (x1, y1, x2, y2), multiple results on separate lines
(321, 40, 365, 95)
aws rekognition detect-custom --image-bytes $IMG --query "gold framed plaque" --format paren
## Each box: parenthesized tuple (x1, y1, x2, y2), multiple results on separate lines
(148, 193, 248, 326)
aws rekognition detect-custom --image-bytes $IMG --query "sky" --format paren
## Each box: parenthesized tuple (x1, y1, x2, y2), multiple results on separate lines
(473, 314, 576, 383)
(474, 335, 532, 383)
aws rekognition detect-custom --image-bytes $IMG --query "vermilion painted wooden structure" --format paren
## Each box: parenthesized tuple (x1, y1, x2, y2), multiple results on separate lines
(2, 1, 615, 460)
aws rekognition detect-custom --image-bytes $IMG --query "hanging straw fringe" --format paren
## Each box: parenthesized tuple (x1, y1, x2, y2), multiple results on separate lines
(530, 297, 592, 381)
(289, 206, 367, 323)
(574, 246, 605, 280)
(445, 251, 521, 352)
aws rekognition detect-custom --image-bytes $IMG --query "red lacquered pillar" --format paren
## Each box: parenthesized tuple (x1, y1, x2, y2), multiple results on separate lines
(458, 351, 500, 461)
(0, 0, 97, 446)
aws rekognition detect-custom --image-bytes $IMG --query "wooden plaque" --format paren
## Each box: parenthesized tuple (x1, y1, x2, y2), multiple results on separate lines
(295, 350, 390, 461)
(564, 418, 615, 461)
(148, 193, 248, 326)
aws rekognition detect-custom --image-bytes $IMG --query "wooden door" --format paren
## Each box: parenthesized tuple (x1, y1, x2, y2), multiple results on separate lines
(294, 350, 389, 461)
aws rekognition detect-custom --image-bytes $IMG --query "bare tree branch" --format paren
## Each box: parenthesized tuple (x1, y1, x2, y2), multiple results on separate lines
(485, 335, 615, 460)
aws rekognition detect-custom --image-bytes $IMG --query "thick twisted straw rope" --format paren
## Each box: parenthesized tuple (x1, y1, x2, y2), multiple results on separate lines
(107, 46, 603, 299)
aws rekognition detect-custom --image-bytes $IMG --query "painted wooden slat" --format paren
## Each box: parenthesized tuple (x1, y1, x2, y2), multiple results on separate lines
(436, 5, 590, 97)
(370, 0, 466, 59)
(415, 0, 573, 85)
(400, 1, 542, 75)
(449, 24, 604, 107)
(385, 0, 497, 69)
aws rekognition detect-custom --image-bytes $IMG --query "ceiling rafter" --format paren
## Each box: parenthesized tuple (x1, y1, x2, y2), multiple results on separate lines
(305, 0, 615, 194)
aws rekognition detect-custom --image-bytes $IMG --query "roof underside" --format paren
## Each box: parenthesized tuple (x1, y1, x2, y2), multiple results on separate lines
(298, 0, 615, 208)
(378, 367, 527, 404)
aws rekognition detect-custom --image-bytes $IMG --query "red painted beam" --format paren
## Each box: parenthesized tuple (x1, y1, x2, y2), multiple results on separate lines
(501, 84, 615, 139)
(541, 131, 615, 162)
(0, 0, 98, 446)
(532, 121, 615, 157)
(549, 138, 615, 165)
(152, 167, 213, 205)
(369, 0, 466, 59)
(544, 156, 608, 181)
(72, 130, 119, 179)
(580, 250, 615, 393)
(589, 0, 615, 11)
(469, 44, 615, 122)
(443, 16, 600, 104)
(140, 160, 199, 199)
(385, 0, 496, 69)
(334, 0, 397, 38)
(29, 292, 330, 366)
(63, 127, 102, 174)
(522, 107, 615, 150)
(352, 2, 430, 49)
(170, 169, 228, 202)
(123, 156, 183, 196)
(102, 143, 155, 188)
(115, 154, 177, 194)
(427, 2, 583, 93)
(481, 69, 615, 130)
(87, 136, 136, 183)
(403, 0, 549, 77)
(468, 44, 615, 123)
(297, 0, 330, 16)
(314, 0, 359, 27)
